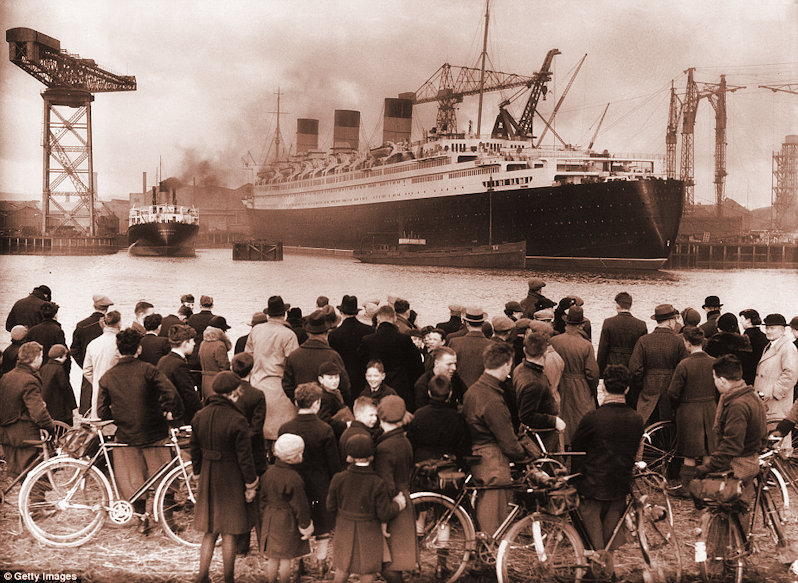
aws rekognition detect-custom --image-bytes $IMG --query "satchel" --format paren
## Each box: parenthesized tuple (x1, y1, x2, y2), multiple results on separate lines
(412, 457, 460, 491)
(58, 426, 100, 459)
(689, 475, 745, 505)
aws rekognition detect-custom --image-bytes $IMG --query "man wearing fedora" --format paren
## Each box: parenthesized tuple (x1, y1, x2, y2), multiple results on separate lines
(283, 308, 351, 404)
(754, 314, 798, 444)
(329, 295, 374, 403)
(549, 306, 600, 446)
(628, 304, 688, 425)
(245, 296, 300, 442)
(519, 278, 556, 319)
(449, 306, 494, 389)
(699, 295, 723, 339)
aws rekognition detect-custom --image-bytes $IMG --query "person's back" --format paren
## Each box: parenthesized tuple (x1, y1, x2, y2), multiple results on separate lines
(406, 374, 470, 463)
(597, 293, 647, 375)
(448, 307, 492, 388)
(39, 346, 76, 425)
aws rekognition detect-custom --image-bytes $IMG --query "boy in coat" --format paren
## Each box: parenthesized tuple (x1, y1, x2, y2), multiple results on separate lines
(406, 374, 470, 464)
(374, 395, 418, 583)
(360, 360, 399, 403)
(316, 361, 346, 427)
(278, 382, 342, 569)
(339, 396, 379, 463)
(327, 434, 406, 583)
(260, 433, 314, 583)
(39, 344, 76, 425)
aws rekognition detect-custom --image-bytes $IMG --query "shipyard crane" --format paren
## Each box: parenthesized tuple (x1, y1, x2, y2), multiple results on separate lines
(6, 27, 136, 235)
(759, 83, 798, 95)
(759, 83, 798, 232)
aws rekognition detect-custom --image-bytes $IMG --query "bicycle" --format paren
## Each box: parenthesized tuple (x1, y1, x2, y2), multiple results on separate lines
(495, 464, 682, 583)
(0, 420, 72, 505)
(18, 418, 199, 548)
(693, 438, 797, 583)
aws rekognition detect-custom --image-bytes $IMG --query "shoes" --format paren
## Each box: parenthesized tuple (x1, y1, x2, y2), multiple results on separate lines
(434, 564, 452, 579)
(137, 516, 152, 536)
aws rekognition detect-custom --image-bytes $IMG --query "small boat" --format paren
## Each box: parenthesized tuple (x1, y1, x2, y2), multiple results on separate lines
(354, 235, 526, 269)
(128, 202, 199, 257)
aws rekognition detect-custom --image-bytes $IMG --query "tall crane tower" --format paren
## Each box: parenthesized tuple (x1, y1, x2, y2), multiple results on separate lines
(760, 83, 798, 233)
(6, 28, 136, 235)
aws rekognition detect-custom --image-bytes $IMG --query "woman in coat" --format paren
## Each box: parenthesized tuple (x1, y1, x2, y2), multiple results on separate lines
(191, 372, 258, 583)
(198, 317, 231, 400)
(373, 395, 418, 583)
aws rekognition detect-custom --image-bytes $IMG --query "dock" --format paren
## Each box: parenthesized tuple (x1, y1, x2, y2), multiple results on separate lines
(232, 240, 283, 261)
(0, 235, 119, 255)
(664, 241, 798, 270)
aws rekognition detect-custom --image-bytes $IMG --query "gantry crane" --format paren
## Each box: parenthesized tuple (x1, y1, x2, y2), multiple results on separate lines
(6, 27, 136, 235)
(667, 68, 743, 214)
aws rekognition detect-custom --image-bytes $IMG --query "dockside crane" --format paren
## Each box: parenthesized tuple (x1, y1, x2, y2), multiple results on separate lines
(759, 83, 798, 233)
(6, 27, 136, 235)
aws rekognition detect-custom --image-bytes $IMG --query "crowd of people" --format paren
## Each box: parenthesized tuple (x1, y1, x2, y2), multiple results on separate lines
(1, 280, 798, 582)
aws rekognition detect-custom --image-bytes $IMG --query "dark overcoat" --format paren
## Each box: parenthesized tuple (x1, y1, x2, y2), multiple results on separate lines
(190, 395, 258, 534)
(1, 341, 22, 376)
(139, 334, 171, 366)
(374, 427, 418, 571)
(743, 327, 769, 385)
(628, 327, 688, 424)
(359, 383, 398, 404)
(703, 384, 767, 475)
(571, 402, 644, 500)
(435, 315, 464, 337)
(413, 369, 468, 409)
(39, 358, 76, 425)
(26, 319, 66, 364)
(156, 351, 202, 427)
(358, 322, 423, 410)
(282, 337, 351, 404)
(278, 413, 341, 534)
(258, 460, 312, 558)
(667, 351, 718, 457)
(549, 328, 600, 444)
(70, 312, 104, 368)
(406, 400, 470, 463)
(327, 465, 400, 574)
(448, 330, 493, 389)
(338, 421, 377, 463)
(513, 359, 559, 451)
(0, 363, 54, 474)
(5, 293, 45, 332)
(158, 313, 182, 338)
(519, 290, 556, 319)
(328, 316, 374, 402)
(597, 312, 648, 375)
(236, 379, 268, 475)
(699, 311, 721, 340)
(187, 309, 214, 372)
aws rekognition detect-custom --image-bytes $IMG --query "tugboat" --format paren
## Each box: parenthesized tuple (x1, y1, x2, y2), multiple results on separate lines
(128, 186, 199, 257)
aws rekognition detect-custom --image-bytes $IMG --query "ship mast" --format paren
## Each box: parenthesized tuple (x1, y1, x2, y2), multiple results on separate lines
(476, 0, 490, 137)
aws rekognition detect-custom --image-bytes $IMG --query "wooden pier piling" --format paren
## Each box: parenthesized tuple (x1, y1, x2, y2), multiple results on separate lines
(664, 242, 798, 270)
(232, 240, 283, 261)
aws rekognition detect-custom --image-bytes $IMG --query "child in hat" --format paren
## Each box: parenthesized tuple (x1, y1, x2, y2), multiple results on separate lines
(278, 382, 341, 570)
(374, 395, 418, 583)
(327, 434, 406, 583)
(260, 433, 314, 583)
(360, 360, 399, 404)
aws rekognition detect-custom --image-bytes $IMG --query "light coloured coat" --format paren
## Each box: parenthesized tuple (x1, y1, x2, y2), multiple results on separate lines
(754, 334, 798, 423)
(82, 327, 120, 418)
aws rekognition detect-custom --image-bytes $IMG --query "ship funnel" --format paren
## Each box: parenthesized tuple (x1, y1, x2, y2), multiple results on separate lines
(333, 109, 360, 151)
(296, 118, 319, 154)
(383, 97, 413, 145)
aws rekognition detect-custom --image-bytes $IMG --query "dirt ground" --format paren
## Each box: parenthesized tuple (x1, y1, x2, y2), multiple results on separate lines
(2, 484, 797, 582)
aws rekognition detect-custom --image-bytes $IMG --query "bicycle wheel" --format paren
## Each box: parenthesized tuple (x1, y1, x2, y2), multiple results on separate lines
(636, 498, 682, 583)
(764, 466, 790, 520)
(411, 492, 475, 583)
(633, 472, 675, 527)
(698, 511, 744, 583)
(154, 461, 202, 547)
(638, 421, 677, 478)
(496, 513, 586, 583)
(19, 457, 110, 547)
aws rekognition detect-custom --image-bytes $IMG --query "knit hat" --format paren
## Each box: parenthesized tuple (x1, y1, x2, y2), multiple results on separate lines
(318, 361, 341, 377)
(274, 433, 305, 461)
(345, 434, 374, 459)
(168, 324, 196, 345)
(377, 395, 406, 423)
(48, 344, 68, 359)
(10, 325, 28, 342)
(212, 371, 240, 394)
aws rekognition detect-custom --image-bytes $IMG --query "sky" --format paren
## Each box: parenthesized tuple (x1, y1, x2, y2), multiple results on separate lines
(1, 0, 796, 210)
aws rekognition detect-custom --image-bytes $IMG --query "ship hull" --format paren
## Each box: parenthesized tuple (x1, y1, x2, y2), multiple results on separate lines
(248, 178, 684, 270)
(355, 241, 526, 269)
(128, 222, 198, 257)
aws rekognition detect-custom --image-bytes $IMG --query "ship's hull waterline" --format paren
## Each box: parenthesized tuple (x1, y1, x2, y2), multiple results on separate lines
(128, 222, 199, 257)
(248, 177, 684, 270)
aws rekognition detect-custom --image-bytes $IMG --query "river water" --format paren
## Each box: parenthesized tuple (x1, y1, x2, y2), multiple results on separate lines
(1, 249, 796, 363)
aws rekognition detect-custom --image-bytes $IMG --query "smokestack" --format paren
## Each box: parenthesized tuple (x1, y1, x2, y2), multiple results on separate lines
(383, 97, 413, 145)
(296, 119, 319, 154)
(142, 171, 147, 195)
(333, 110, 360, 151)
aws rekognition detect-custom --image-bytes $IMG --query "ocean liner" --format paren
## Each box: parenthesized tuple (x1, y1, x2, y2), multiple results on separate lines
(246, 11, 684, 270)
(128, 187, 199, 257)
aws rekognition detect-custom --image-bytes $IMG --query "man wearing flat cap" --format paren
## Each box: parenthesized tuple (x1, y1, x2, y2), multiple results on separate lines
(282, 309, 351, 404)
(5, 285, 51, 332)
(519, 278, 556, 319)
(329, 295, 374, 401)
(627, 304, 688, 425)
(754, 314, 798, 438)
(71, 295, 114, 392)
(699, 296, 723, 339)
(436, 304, 466, 336)
(159, 294, 195, 339)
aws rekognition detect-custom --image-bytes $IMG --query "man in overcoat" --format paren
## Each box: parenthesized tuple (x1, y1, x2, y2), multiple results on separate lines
(549, 306, 600, 445)
(358, 305, 423, 411)
(413, 346, 468, 409)
(597, 292, 648, 376)
(5, 285, 50, 332)
(71, 294, 113, 413)
(519, 278, 556, 319)
(0, 341, 54, 475)
(157, 324, 202, 426)
(699, 295, 723, 339)
(328, 295, 373, 402)
(628, 304, 688, 425)
(245, 296, 299, 442)
(738, 309, 768, 385)
(448, 307, 493, 389)
(25, 302, 66, 367)
(435, 304, 465, 336)
(283, 309, 351, 404)
(83, 310, 122, 418)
